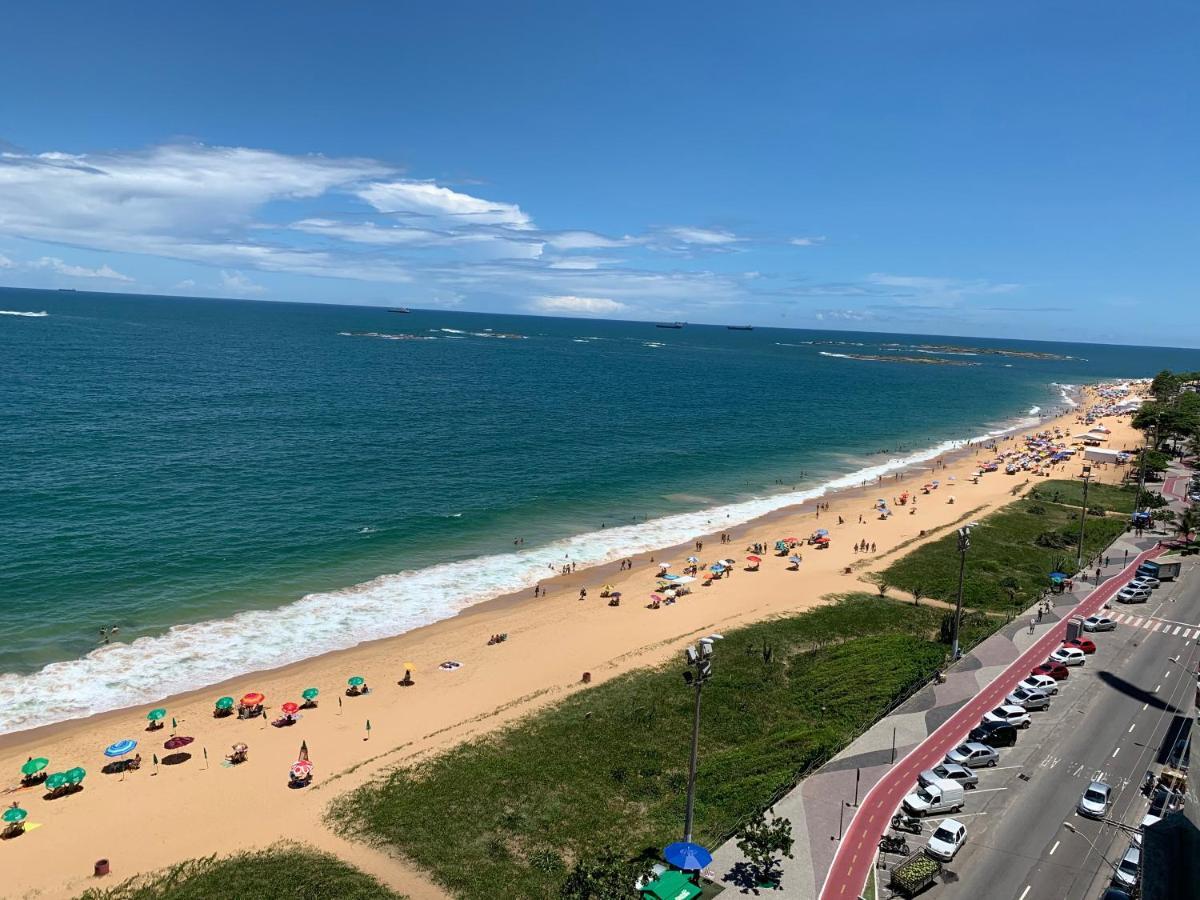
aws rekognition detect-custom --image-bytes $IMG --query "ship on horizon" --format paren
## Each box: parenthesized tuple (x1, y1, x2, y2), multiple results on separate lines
(727, 325, 754, 331)
(388, 307, 411, 313)
(655, 321, 686, 329)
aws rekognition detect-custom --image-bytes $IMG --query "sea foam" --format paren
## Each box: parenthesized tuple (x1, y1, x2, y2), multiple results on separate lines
(0, 309, 48, 317)
(0, 405, 1051, 735)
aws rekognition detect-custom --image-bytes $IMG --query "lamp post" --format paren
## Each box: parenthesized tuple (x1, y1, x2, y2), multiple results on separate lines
(1061, 822, 1122, 879)
(951, 526, 971, 660)
(682, 635, 721, 842)
(1134, 416, 1160, 519)
(1076, 465, 1093, 572)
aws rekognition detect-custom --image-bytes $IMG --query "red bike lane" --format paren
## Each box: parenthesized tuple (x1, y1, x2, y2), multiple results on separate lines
(818, 544, 1163, 900)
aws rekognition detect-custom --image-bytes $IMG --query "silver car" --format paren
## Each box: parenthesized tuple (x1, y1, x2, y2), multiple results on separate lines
(919, 762, 978, 790)
(1113, 844, 1140, 889)
(1083, 615, 1116, 632)
(1005, 686, 1052, 711)
(1078, 780, 1111, 818)
(944, 742, 999, 768)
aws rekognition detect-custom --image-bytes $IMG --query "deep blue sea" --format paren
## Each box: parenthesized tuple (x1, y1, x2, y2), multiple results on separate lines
(3, 287, 1198, 733)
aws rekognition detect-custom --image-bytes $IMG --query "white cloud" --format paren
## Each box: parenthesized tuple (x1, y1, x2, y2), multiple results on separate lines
(174, 279, 196, 289)
(220, 270, 266, 296)
(356, 180, 531, 229)
(529, 295, 628, 316)
(289, 217, 543, 260)
(662, 226, 742, 245)
(0, 253, 13, 268)
(543, 230, 633, 250)
(32, 256, 133, 281)
(790, 236, 826, 246)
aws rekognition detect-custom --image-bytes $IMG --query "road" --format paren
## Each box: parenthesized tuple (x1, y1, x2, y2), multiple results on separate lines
(819, 543, 1165, 900)
(906, 557, 1200, 900)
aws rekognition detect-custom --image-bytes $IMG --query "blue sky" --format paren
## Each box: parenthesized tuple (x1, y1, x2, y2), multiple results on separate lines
(1, 2, 1197, 344)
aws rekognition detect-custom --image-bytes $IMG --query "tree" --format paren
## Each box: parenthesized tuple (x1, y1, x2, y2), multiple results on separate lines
(1151, 370, 1183, 402)
(910, 583, 926, 606)
(999, 576, 1021, 607)
(1177, 509, 1200, 541)
(875, 577, 890, 597)
(560, 848, 653, 900)
(736, 812, 795, 887)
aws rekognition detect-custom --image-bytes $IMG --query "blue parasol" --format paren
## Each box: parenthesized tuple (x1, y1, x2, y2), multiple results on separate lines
(709, 563, 725, 572)
(104, 739, 137, 758)
(815, 529, 828, 536)
(663, 841, 713, 871)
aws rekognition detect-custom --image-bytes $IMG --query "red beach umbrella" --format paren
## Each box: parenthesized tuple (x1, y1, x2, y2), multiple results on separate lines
(164, 735, 194, 750)
(746, 555, 761, 563)
(240, 693, 265, 706)
(281, 702, 300, 715)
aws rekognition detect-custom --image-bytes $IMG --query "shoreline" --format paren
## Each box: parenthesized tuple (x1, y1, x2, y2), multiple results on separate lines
(0, 388, 1075, 741)
(0, 384, 1147, 900)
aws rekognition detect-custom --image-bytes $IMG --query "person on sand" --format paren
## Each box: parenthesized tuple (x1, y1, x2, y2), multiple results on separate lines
(579, 587, 587, 601)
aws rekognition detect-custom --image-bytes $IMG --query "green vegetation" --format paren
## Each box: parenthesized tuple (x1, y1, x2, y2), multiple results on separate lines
(882, 482, 1128, 612)
(76, 844, 402, 900)
(1027, 479, 1139, 514)
(334, 596, 989, 900)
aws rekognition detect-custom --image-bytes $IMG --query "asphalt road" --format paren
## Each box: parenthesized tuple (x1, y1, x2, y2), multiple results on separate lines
(896, 559, 1200, 900)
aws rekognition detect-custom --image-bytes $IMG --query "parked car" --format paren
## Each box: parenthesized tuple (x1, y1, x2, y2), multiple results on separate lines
(1031, 661, 1070, 680)
(1005, 686, 1052, 711)
(1129, 575, 1160, 590)
(944, 742, 999, 768)
(1078, 781, 1112, 818)
(1132, 814, 1162, 847)
(1100, 889, 1132, 900)
(1083, 615, 1117, 632)
(919, 763, 978, 790)
(1064, 638, 1096, 654)
(983, 704, 1032, 729)
(926, 818, 968, 861)
(1018, 674, 1060, 695)
(1113, 844, 1140, 890)
(1050, 646, 1087, 667)
(1117, 586, 1152, 604)
(969, 720, 1018, 747)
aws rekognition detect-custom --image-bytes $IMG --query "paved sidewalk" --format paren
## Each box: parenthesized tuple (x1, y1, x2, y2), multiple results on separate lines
(710, 527, 1159, 898)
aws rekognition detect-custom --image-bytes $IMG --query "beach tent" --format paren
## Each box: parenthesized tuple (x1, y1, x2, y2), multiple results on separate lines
(672, 575, 696, 584)
(641, 870, 701, 900)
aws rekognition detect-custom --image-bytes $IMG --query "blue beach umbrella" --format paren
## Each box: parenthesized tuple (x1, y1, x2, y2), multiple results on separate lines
(104, 739, 137, 758)
(815, 529, 829, 536)
(788, 556, 802, 564)
(709, 563, 725, 572)
(663, 841, 713, 871)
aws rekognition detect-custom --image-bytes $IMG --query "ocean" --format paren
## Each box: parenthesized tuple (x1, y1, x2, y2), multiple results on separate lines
(2, 287, 1197, 735)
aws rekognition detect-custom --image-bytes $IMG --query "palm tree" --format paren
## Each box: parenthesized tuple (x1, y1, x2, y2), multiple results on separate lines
(1176, 508, 1200, 541)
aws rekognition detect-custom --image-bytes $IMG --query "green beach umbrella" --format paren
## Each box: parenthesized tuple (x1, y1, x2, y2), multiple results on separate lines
(65, 766, 86, 785)
(301, 687, 319, 701)
(147, 708, 167, 722)
(44, 772, 69, 791)
(215, 696, 234, 710)
(348, 676, 365, 687)
(21, 757, 49, 776)
(2, 806, 27, 823)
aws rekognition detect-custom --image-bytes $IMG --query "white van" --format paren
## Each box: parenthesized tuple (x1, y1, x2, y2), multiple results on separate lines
(903, 778, 965, 816)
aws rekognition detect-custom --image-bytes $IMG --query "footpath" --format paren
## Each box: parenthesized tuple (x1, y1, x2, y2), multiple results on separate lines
(710, 525, 1164, 898)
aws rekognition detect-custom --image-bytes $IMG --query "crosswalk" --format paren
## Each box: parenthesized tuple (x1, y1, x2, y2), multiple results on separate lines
(1107, 611, 1200, 639)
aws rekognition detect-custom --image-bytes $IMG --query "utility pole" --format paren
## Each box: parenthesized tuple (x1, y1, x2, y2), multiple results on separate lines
(1076, 465, 1092, 572)
(951, 526, 971, 659)
(682, 635, 720, 842)
(1134, 416, 1160, 517)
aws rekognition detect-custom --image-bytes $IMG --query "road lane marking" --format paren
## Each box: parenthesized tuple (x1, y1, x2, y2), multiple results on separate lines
(1112, 747, 1120, 758)
(1143, 703, 1150, 711)
(1129, 723, 1136, 733)
(1018, 886, 1032, 900)
(1155, 684, 1162, 693)
(1173, 626, 1182, 635)
(1050, 840, 1060, 855)
(973, 787, 1009, 793)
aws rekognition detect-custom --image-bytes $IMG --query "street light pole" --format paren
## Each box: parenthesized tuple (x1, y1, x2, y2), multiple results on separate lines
(1076, 465, 1092, 572)
(951, 526, 971, 660)
(682, 636, 719, 842)
(1061, 822, 1122, 878)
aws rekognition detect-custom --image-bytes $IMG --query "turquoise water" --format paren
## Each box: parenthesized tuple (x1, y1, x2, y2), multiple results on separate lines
(2, 287, 1197, 733)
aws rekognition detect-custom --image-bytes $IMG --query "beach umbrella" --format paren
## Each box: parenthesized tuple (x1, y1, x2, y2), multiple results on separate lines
(746, 555, 761, 563)
(601, 583, 615, 591)
(650, 594, 663, 602)
(21, 757, 48, 776)
(232, 742, 248, 753)
(663, 841, 713, 871)
(686, 556, 699, 563)
(783, 537, 798, 543)
(146, 708, 167, 723)
(240, 692, 264, 706)
(348, 676, 365, 687)
(103, 739, 137, 758)
(44, 772, 69, 791)
(281, 702, 300, 715)
(289, 762, 312, 780)
(2, 806, 26, 824)
(163, 736, 194, 751)
(709, 563, 725, 572)
(815, 536, 830, 544)
(301, 688, 319, 702)
(658, 562, 672, 569)
(215, 696, 234, 711)
(815, 529, 828, 536)
(722, 558, 735, 566)
(608, 592, 621, 598)
(64, 767, 86, 785)
(788, 556, 802, 564)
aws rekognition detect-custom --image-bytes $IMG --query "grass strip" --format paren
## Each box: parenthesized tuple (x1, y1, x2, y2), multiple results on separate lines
(333, 595, 989, 899)
(76, 843, 403, 900)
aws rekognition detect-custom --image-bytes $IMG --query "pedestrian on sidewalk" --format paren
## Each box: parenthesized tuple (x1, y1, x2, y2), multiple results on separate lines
(1029, 617, 1036, 634)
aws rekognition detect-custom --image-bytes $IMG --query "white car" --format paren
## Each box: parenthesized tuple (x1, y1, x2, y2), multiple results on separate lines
(926, 818, 967, 861)
(1050, 646, 1086, 666)
(1117, 586, 1152, 604)
(1083, 615, 1117, 632)
(1078, 780, 1111, 818)
(1133, 814, 1162, 847)
(1017, 674, 1060, 696)
(1113, 844, 1140, 889)
(983, 704, 1032, 729)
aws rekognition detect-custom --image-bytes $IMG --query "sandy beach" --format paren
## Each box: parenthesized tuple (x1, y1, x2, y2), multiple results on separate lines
(0, 386, 1148, 899)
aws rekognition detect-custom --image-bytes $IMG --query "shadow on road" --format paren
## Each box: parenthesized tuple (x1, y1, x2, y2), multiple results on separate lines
(1098, 671, 1181, 714)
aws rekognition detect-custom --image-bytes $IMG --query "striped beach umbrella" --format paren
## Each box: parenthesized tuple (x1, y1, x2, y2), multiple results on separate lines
(104, 740, 137, 758)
